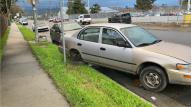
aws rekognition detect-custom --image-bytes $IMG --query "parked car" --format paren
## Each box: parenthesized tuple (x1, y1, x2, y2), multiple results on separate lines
(108, 13, 131, 24)
(49, 18, 54, 22)
(50, 22, 82, 44)
(19, 18, 28, 25)
(56, 23, 191, 92)
(32, 22, 49, 32)
(75, 14, 92, 25)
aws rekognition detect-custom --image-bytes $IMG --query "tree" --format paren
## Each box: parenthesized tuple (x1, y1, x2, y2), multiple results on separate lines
(135, 0, 156, 11)
(0, 0, 12, 14)
(90, 4, 101, 14)
(10, 4, 23, 17)
(180, 0, 191, 9)
(67, 0, 73, 15)
(67, 0, 88, 15)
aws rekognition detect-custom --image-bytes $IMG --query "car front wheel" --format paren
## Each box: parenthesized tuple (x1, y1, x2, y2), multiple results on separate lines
(140, 66, 168, 92)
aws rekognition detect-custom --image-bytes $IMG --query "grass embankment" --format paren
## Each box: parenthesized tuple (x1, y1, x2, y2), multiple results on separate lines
(0, 28, 10, 59)
(18, 25, 152, 107)
(17, 25, 35, 41)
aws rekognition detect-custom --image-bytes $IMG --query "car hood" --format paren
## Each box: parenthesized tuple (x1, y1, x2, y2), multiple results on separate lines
(142, 41, 191, 63)
(64, 29, 80, 37)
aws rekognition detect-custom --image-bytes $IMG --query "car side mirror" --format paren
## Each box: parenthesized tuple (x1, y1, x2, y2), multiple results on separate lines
(116, 41, 131, 48)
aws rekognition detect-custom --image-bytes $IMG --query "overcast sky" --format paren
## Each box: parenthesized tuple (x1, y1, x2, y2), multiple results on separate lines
(17, 0, 180, 10)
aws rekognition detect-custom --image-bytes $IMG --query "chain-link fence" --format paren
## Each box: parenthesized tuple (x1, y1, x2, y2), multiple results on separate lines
(68, 12, 117, 19)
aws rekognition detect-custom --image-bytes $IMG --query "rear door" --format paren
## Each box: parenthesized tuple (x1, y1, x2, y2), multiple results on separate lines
(99, 27, 135, 72)
(77, 27, 101, 63)
(121, 13, 131, 23)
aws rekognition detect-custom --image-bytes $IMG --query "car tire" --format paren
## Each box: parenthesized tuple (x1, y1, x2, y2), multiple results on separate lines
(70, 50, 82, 62)
(140, 66, 168, 92)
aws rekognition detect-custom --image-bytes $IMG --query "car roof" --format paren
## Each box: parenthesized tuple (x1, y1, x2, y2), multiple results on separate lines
(116, 12, 130, 15)
(86, 23, 137, 29)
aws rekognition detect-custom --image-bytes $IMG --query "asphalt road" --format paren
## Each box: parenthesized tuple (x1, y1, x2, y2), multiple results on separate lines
(26, 21, 191, 107)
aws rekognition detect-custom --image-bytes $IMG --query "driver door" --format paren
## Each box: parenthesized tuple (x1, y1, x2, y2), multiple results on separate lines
(99, 27, 135, 72)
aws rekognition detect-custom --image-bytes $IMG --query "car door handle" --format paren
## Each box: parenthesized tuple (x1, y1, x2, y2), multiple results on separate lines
(77, 43, 82, 46)
(100, 47, 106, 51)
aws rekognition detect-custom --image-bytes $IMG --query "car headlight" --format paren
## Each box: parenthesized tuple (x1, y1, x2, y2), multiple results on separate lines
(176, 63, 191, 70)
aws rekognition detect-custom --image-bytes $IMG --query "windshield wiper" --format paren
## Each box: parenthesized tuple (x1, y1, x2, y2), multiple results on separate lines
(137, 43, 153, 47)
(151, 40, 162, 44)
(137, 40, 162, 47)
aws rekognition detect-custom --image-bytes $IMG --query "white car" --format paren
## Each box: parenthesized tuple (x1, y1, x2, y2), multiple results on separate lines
(19, 18, 28, 25)
(32, 22, 49, 32)
(75, 14, 92, 25)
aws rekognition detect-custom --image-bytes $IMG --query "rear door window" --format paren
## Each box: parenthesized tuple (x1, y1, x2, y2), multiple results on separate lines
(78, 27, 100, 43)
(122, 13, 131, 18)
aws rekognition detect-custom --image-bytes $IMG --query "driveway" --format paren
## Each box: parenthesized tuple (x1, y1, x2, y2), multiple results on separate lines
(96, 30, 191, 107)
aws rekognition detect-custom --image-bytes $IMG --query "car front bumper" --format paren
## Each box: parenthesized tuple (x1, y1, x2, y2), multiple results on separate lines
(83, 20, 91, 23)
(167, 69, 191, 85)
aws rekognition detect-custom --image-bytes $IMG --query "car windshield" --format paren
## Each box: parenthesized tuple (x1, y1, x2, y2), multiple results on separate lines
(22, 18, 27, 21)
(62, 23, 82, 31)
(120, 26, 161, 47)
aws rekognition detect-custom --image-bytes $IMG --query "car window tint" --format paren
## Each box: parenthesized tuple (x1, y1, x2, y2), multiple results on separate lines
(79, 28, 100, 43)
(84, 15, 90, 18)
(102, 28, 125, 46)
(122, 13, 130, 18)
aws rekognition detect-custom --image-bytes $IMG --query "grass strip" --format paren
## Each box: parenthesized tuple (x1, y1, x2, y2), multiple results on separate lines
(0, 28, 10, 60)
(17, 24, 35, 41)
(18, 25, 153, 107)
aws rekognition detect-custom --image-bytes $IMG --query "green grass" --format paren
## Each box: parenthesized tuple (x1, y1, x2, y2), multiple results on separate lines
(18, 25, 153, 107)
(0, 28, 10, 59)
(17, 25, 35, 41)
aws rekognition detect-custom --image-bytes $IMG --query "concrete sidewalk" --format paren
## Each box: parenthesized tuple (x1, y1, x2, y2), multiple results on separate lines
(1, 23, 70, 107)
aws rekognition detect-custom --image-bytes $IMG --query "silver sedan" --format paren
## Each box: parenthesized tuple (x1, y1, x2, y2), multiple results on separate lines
(61, 23, 191, 92)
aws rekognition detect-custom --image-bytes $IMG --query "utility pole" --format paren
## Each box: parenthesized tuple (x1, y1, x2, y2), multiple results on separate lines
(188, 0, 191, 13)
(31, 0, 39, 42)
(87, 0, 90, 14)
(60, 0, 66, 63)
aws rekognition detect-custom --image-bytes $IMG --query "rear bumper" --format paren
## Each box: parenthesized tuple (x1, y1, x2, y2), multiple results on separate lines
(167, 69, 191, 85)
(22, 22, 28, 25)
(37, 28, 49, 32)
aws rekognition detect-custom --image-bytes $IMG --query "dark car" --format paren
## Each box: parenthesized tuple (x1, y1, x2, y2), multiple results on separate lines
(50, 22, 82, 45)
(108, 13, 131, 24)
